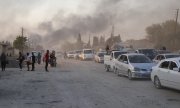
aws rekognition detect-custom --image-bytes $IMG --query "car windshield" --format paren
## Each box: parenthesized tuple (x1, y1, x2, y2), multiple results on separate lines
(98, 53, 105, 57)
(129, 55, 152, 63)
(84, 50, 93, 54)
(114, 52, 127, 59)
(165, 54, 180, 58)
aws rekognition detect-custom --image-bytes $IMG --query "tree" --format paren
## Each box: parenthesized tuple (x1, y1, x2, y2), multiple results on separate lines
(13, 36, 27, 52)
(99, 36, 105, 46)
(76, 33, 83, 49)
(92, 36, 99, 47)
(146, 20, 180, 51)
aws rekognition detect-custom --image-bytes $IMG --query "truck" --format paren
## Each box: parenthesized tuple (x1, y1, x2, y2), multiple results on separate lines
(104, 51, 127, 72)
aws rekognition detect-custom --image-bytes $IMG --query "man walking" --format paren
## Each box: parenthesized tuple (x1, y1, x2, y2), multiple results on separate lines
(31, 52, 35, 71)
(26, 53, 31, 71)
(18, 52, 24, 71)
(45, 50, 49, 72)
(0, 52, 7, 71)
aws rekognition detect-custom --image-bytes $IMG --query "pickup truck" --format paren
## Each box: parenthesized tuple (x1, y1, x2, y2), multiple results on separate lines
(104, 51, 127, 72)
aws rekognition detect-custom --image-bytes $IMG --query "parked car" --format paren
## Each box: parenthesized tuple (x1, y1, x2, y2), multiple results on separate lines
(74, 50, 82, 59)
(80, 49, 94, 60)
(67, 51, 75, 58)
(153, 53, 180, 63)
(104, 51, 127, 72)
(114, 53, 156, 80)
(94, 52, 106, 63)
(135, 48, 157, 60)
(151, 57, 180, 90)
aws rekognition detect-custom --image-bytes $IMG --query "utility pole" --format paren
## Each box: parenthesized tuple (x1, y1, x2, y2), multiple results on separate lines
(175, 9, 179, 34)
(22, 27, 24, 37)
(21, 27, 25, 53)
(111, 25, 114, 37)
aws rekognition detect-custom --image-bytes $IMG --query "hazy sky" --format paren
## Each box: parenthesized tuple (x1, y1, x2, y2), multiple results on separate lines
(0, 0, 179, 48)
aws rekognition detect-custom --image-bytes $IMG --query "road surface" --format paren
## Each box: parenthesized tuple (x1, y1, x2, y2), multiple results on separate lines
(0, 58, 180, 108)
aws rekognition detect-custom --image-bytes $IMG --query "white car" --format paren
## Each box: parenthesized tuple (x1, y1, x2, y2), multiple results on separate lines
(153, 53, 180, 63)
(94, 52, 106, 63)
(67, 51, 75, 58)
(151, 57, 180, 90)
(81, 49, 94, 60)
(114, 53, 156, 80)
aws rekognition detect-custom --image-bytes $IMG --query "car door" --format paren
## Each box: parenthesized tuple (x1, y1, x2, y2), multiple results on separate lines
(121, 55, 129, 75)
(158, 61, 170, 85)
(116, 55, 124, 74)
(168, 61, 180, 89)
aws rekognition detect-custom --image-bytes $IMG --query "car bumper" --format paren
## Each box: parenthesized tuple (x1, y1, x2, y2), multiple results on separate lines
(131, 71, 151, 78)
(99, 60, 104, 63)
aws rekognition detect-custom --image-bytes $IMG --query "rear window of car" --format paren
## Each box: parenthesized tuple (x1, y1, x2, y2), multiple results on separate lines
(98, 53, 105, 57)
(114, 52, 127, 59)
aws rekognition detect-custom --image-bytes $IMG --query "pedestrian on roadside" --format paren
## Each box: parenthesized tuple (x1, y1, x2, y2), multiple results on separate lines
(25, 53, 31, 71)
(0, 52, 7, 71)
(31, 52, 36, 71)
(37, 52, 41, 64)
(45, 50, 49, 72)
(18, 52, 24, 71)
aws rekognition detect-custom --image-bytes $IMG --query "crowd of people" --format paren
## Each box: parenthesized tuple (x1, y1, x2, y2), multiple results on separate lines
(0, 50, 56, 72)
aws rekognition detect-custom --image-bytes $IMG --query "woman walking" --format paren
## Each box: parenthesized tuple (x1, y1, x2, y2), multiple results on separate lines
(44, 50, 49, 72)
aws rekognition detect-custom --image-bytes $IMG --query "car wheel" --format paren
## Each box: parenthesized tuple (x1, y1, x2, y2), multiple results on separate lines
(128, 71, 133, 80)
(113, 67, 116, 74)
(154, 76, 162, 89)
(105, 65, 109, 72)
(117, 69, 122, 77)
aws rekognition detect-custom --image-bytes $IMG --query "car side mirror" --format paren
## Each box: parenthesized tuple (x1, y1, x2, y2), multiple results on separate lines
(173, 68, 179, 71)
(124, 61, 128, 64)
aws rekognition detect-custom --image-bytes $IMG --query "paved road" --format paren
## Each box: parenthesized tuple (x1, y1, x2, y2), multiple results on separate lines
(0, 59, 180, 108)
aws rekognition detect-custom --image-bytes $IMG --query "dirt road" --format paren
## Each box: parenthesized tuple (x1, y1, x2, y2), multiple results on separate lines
(0, 59, 180, 108)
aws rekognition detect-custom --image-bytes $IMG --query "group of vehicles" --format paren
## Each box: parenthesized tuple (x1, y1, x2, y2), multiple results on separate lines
(65, 48, 180, 91)
(66, 49, 96, 61)
(104, 48, 180, 91)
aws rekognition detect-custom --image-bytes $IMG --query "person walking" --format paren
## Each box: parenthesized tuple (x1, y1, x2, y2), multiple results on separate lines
(37, 52, 41, 64)
(26, 53, 31, 71)
(0, 52, 7, 71)
(18, 52, 24, 71)
(45, 50, 49, 72)
(31, 52, 36, 71)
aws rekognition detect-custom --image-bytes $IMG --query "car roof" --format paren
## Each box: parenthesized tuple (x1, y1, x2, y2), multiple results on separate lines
(112, 51, 127, 53)
(157, 53, 180, 56)
(160, 57, 180, 64)
(121, 53, 145, 56)
(137, 48, 155, 50)
(83, 49, 92, 50)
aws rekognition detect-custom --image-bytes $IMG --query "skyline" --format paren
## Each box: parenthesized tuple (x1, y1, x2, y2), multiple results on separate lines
(0, 0, 179, 48)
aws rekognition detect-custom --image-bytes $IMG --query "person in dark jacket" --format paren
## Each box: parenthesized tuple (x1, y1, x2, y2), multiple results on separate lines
(18, 52, 24, 71)
(31, 52, 36, 71)
(0, 52, 7, 71)
(44, 50, 49, 72)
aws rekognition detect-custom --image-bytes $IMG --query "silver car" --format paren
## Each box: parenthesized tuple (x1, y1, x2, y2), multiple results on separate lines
(114, 53, 156, 80)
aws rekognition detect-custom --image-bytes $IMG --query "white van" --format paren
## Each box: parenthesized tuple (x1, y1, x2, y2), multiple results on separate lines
(81, 49, 94, 60)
